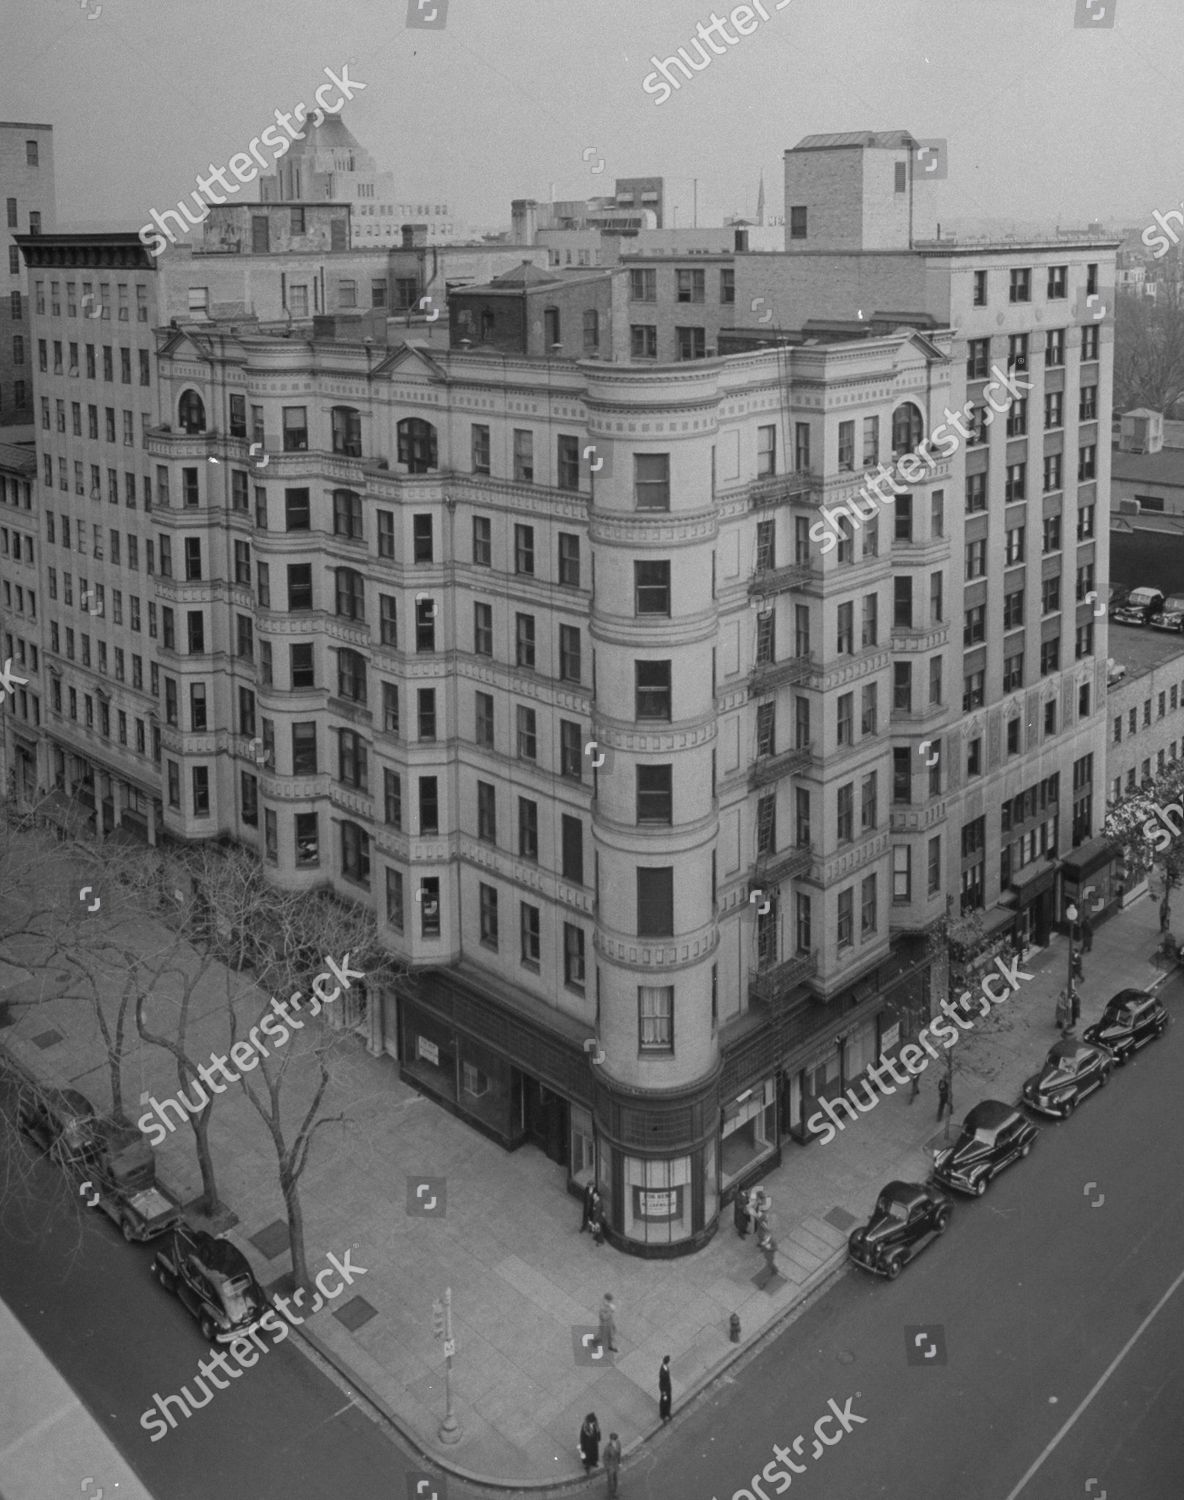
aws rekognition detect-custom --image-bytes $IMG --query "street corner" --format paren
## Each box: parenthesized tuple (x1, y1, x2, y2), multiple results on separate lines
(582, 442, 612, 478)
(912, 137, 947, 180)
(584, 739, 615, 775)
(905, 1324, 947, 1366)
(406, 1176, 447, 1217)
(406, 0, 448, 27)
(572, 1325, 615, 1366)
(406, 1473, 449, 1500)
(1074, 287, 1113, 326)
(1074, 0, 1116, 26)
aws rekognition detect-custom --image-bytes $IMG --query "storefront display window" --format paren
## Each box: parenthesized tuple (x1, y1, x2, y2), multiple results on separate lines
(720, 1077, 776, 1186)
(400, 1001, 457, 1104)
(622, 1153, 693, 1247)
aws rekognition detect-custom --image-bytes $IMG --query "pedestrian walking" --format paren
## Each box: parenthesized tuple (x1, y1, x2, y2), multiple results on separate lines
(756, 1225, 778, 1276)
(603, 1432, 622, 1496)
(1081, 911, 1094, 952)
(909, 1070, 921, 1103)
(579, 1413, 602, 1472)
(579, 1180, 598, 1233)
(1055, 989, 1071, 1036)
(936, 1074, 952, 1121)
(598, 1292, 619, 1352)
(658, 1355, 672, 1421)
(733, 1186, 750, 1238)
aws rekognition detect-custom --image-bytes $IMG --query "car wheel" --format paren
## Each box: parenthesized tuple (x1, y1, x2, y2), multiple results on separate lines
(935, 1207, 952, 1233)
(1020, 1139, 1032, 1157)
(120, 1217, 135, 1243)
(1099, 1067, 1109, 1087)
(199, 1314, 218, 1344)
(154, 1262, 176, 1292)
(886, 1252, 904, 1279)
(974, 1176, 988, 1197)
(1063, 1095, 1078, 1117)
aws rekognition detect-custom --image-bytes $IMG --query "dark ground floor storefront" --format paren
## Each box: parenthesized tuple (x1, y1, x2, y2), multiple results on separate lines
(397, 946, 934, 1258)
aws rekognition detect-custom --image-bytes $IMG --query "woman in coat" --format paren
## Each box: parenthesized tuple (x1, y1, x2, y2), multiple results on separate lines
(580, 1412, 602, 1471)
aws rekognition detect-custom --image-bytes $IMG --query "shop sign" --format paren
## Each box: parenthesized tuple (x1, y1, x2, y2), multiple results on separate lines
(417, 1036, 440, 1066)
(634, 1186, 683, 1220)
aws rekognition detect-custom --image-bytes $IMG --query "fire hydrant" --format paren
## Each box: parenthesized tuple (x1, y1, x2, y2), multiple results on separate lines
(729, 1313, 741, 1343)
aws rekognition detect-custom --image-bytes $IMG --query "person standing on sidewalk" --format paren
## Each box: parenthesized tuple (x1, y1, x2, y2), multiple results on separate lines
(579, 1413, 602, 1472)
(598, 1292, 619, 1352)
(936, 1075, 952, 1121)
(603, 1432, 622, 1496)
(580, 1180, 598, 1233)
(1080, 910, 1094, 953)
(590, 1193, 605, 1246)
(733, 1187, 751, 1238)
(909, 1069, 921, 1104)
(658, 1355, 672, 1421)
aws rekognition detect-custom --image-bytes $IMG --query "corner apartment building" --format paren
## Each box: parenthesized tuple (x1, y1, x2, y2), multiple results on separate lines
(0, 122, 55, 432)
(735, 130, 1116, 950)
(25, 271, 939, 1255)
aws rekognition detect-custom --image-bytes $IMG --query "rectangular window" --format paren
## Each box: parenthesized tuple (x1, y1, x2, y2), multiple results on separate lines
(475, 692, 494, 748)
(559, 624, 581, 682)
(639, 986, 674, 1052)
(635, 660, 671, 720)
(634, 453, 670, 511)
(419, 776, 439, 835)
(558, 532, 581, 587)
(471, 424, 491, 474)
(513, 429, 534, 483)
(637, 867, 674, 937)
(516, 704, 537, 759)
(477, 780, 497, 842)
(562, 815, 584, 883)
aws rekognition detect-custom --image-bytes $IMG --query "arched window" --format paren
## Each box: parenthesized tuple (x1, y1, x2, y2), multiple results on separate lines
(891, 402, 924, 457)
(335, 567, 365, 620)
(331, 405, 362, 457)
(397, 418, 437, 474)
(178, 389, 206, 434)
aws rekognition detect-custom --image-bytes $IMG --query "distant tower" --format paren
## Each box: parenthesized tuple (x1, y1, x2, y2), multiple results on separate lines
(756, 171, 765, 227)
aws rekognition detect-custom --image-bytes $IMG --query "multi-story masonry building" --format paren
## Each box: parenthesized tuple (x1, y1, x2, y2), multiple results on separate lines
(0, 122, 55, 432)
(9, 129, 1115, 1256)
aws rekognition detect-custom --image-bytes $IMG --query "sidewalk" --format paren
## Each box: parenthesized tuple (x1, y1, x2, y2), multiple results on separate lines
(1, 865, 1176, 1491)
(0, 1299, 159, 1500)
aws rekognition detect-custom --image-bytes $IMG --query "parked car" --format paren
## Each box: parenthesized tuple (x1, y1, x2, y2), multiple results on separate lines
(81, 1120, 182, 1241)
(1150, 594, 1184, 632)
(18, 1084, 103, 1166)
(1111, 586, 1165, 625)
(932, 1099, 1039, 1197)
(152, 1224, 271, 1343)
(1020, 1039, 1113, 1119)
(1082, 988, 1170, 1063)
(847, 1180, 953, 1278)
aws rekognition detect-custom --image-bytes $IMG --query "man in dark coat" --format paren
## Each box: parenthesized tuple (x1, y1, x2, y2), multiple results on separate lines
(733, 1187, 751, 1238)
(580, 1412, 601, 1472)
(603, 1432, 622, 1496)
(658, 1354, 672, 1421)
(936, 1075, 952, 1121)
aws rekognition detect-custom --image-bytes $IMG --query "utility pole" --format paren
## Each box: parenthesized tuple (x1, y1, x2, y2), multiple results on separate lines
(434, 1288, 460, 1443)
(1063, 900, 1080, 1034)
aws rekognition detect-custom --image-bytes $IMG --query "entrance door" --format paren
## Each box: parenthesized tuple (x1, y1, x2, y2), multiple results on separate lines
(523, 1078, 568, 1165)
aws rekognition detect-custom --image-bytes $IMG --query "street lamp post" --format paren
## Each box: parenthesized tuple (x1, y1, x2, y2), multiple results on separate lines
(1064, 901, 1079, 1035)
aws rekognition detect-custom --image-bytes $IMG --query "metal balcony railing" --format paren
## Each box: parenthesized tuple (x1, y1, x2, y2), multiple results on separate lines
(749, 743, 813, 788)
(748, 949, 819, 1005)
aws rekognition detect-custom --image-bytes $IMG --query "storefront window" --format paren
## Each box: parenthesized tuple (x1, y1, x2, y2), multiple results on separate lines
(570, 1103, 596, 1188)
(400, 1002, 457, 1104)
(457, 1035, 511, 1134)
(622, 1154, 693, 1247)
(720, 1078, 777, 1187)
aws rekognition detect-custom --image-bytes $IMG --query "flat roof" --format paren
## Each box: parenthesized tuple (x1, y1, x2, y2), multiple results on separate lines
(1105, 623, 1184, 680)
(1112, 449, 1184, 488)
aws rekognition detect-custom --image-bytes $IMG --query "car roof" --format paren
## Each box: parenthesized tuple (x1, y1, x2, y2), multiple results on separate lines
(1107, 988, 1152, 1008)
(878, 1180, 925, 1203)
(963, 1099, 1019, 1130)
(1047, 1040, 1091, 1062)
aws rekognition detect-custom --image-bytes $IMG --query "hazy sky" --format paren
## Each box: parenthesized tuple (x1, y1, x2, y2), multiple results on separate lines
(2, 0, 1177, 237)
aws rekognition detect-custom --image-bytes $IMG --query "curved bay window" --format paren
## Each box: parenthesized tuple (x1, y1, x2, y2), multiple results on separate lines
(891, 401, 924, 457)
(178, 389, 206, 434)
(333, 488, 363, 539)
(336, 647, 367, 703)
(397, 417, 438, 474)
(617, 1142, 718, 1252)
(331, 405, 362, 458)
(335, 567, 365, 620)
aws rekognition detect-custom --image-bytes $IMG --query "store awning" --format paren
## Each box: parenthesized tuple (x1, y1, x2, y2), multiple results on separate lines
(979, 904, 1019, 940)
(1011, 861, 1058, 904)
(1060, 836, 1121, 881)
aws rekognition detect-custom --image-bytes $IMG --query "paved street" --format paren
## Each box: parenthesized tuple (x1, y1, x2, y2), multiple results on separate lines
(641, 969, 1184, 1500)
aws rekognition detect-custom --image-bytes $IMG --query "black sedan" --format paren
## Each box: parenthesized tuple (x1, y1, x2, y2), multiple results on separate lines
(152, 1224, 271, 1344)
(1020, 1039, 1113, 1119)
(848, 1180, 953, 1279)
(932, 1099, 1039, 1197)
(1083, 988, 1170, 1063)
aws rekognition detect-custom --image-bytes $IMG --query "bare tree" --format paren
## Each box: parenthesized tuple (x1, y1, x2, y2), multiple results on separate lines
(1113, 279, 1184, 416)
